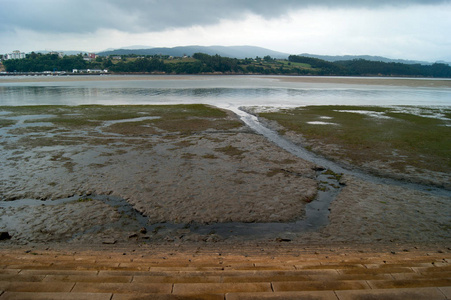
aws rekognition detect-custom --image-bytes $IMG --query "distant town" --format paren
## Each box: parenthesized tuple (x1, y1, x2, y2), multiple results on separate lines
(0, 50, 109, 75)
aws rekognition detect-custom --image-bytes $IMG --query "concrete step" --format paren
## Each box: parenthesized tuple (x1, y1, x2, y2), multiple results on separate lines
(0, 292, 112, 300)
(0, 247, 449, 299)
(227, 287, 449, 300)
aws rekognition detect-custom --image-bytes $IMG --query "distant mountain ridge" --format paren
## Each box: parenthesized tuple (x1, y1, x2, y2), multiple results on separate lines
(97, 46, 449, 65)
(98, 45, 290, 59)
(298, 53, 441, 66)
(32, 46, 448, 66)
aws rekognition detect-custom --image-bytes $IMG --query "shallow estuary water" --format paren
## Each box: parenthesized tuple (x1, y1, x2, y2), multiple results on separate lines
(1, 75, 450, 107)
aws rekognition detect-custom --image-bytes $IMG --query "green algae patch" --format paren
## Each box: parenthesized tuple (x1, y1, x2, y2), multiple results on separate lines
(0, 104, 243, 133)
(0, 119, 17, 127)
(215, 145, 247, 158)
(259, 106, 451, 174)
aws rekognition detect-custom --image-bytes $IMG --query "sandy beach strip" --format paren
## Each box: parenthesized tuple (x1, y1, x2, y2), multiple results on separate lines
(269, 75, 451, 87)
(1, 74, 451, 87)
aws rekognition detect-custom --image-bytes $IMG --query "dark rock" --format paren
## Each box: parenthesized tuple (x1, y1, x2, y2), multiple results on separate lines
(128, 234, 138, 238)
(312, 166, 326, 171)
(276, 238, 291, 242)
(140, 227, 147, 234)
(102, 239, 116, 244)
(204, 234, 221, 243)
(0, 232, 11, 240)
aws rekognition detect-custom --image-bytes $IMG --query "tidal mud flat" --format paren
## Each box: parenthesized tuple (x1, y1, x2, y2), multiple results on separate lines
(0, 104, 449, 248)
(1, 105, 318, 244)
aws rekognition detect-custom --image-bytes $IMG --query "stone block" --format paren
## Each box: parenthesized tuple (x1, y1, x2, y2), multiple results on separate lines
(226, 291, 338, 300)
(173, 282, 272, 294)
(272, 280, 370, 292)
(0, 292, 112, 299)
(71, 282, 172, 294)
(0, 282, 74, 293)
(336, 287, 446, 300)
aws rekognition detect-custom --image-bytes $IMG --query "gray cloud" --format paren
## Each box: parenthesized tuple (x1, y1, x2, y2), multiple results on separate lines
(1, 0, 449, 34)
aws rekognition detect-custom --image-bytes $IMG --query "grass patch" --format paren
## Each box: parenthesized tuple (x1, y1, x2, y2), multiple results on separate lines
(259, 106, 451, 173)
(0, 119, 16, 127)
(266, 169, 286, 177)
(103, 121, 160, 135)
(15, 136, 81, 148)
(0, 104, 243, 133)
(215, 145, 247, 158)
(202, 153, 217, 159)
(8, 126, 57, 135)
(77, 197, 94, 202)
(181, 153, 197, 159)
(173, 140, 195, 148)
(279, 60, 312, 69)
(323, 169, 343, 181)
(150, 118, 241, 133)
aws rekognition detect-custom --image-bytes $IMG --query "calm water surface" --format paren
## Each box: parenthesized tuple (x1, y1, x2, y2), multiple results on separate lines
(1, 75, 450, 108)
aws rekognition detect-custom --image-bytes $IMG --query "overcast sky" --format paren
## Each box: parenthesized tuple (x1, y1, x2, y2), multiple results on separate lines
(1, 0, 450, 62)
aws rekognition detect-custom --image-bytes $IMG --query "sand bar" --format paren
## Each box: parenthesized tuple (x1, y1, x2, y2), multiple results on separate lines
(1, 74, 451, 88)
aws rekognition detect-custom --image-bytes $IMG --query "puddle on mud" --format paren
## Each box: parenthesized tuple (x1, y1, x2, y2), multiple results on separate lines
(3, 114, 55, 124)
(334, 110, 393, 119)
(306, 121, 339, 125)
(101, 116, 161, 127)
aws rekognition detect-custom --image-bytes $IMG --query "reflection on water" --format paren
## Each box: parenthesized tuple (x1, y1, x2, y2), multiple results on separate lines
(1, 76, 450, 107)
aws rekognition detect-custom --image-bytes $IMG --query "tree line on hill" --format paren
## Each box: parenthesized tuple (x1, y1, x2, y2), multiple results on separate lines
(288, 55, 451, 77)
(2, 52, 451, 78)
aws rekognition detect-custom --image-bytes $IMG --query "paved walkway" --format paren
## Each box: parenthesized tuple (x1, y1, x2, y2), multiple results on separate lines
(0, 244, 449, 299)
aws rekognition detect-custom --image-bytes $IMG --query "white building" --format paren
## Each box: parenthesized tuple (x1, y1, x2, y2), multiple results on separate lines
(4, 50, 26, 60)
(49, 51, 64, 58)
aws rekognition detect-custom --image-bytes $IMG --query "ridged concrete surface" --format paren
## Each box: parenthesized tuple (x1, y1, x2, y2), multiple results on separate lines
(0, 245, 449, 299)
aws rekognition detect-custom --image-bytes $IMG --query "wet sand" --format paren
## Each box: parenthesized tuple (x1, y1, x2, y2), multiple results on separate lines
(270, 76, 451, 88)
(0, 75, 197, 83)
(0, 105, 449, 249)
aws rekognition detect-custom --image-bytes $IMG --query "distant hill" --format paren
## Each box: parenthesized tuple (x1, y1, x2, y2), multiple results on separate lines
(298, 53, 437, 66)
(98, 45, 290, 59)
